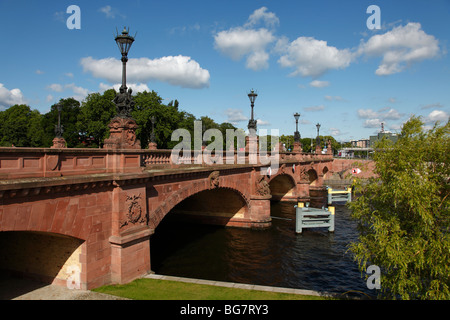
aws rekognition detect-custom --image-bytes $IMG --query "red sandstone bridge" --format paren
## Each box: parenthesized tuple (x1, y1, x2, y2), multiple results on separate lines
(0, 143, 367, 290)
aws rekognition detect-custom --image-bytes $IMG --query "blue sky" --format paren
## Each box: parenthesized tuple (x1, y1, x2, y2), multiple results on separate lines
(0, 0, 449, 141)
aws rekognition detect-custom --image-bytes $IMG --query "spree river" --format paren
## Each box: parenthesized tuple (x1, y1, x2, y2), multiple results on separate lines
(151, 201, 373, 297)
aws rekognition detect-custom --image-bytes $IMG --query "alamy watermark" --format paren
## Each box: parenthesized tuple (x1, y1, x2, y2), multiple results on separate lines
(66, 265, 81, 290)
(66, 5, 81, 30)
(171, 121, 280, 175)
(366, 5, 381, 30)
(366, 265, 381, 290)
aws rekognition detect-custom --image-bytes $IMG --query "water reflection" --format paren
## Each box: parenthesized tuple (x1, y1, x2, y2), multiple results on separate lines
(151, 201, 372, 296)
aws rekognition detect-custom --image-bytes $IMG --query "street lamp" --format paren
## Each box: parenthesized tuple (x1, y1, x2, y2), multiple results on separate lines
(316, 123, 321, 147)
(54, 103, 64, 138)
(247, 89, 258, 132)
(115, 27, 135, 91)
(150, 116, 156, 144)
(294, 112, 301, 142)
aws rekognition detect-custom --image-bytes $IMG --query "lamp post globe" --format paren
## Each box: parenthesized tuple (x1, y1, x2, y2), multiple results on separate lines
(115, 27, 135, 91)
(247, 89, 258, 132)
(294, 112, 301, 142)
(316, 123, 321, 146)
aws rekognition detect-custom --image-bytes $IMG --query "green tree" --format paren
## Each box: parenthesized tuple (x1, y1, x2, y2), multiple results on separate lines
(77, 89, 116, 147)
(41, 98, 81, 147)
(133, 90, 185, 149)
(0, 104, 44, 147)
(349, 116, 450, 299)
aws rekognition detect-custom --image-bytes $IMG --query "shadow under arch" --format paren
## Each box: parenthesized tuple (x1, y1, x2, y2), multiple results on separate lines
(163, 187, 249, 227)
(0, 231, 84, 298)
(268, 173, 297, 201)
(150, 187, 250, 276)
(307, 169, 318, 186)
(323, 166, 330, 180)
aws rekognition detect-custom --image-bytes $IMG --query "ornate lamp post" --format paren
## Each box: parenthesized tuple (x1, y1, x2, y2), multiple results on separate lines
(115, 27, 135, 92)
(293, 112, 302, 152)
(294, 113, 300, 142)
(104, 27, 141, 149)
(55, 103, 64, 138)
(51, 103, 66, 148)
(246, 89, 258, 153)
(315, 123, 321, 153)
(148, 116, 157, 150)
(247, 89, 258, 133)
(112, 27, 136, 119)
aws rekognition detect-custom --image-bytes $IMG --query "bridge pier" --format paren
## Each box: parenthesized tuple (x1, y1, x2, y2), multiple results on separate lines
(245, 195, 272, 228)
(109, 226, 153, 285)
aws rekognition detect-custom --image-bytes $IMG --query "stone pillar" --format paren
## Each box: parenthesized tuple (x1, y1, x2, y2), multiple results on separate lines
(248, 195, 272, 228)
(109, 182, 152, 284)
(147, 142, 158, 150)
(51, 137, 66, 148)
(315, 144, 322, 154)
(109, 226, 153, 284)
(293, 141, 302, 153)
(326, 140, 333, 155)
(295, 181, 310, 202)
(103, 117, 141, 150)
(246, 168, 272, 228)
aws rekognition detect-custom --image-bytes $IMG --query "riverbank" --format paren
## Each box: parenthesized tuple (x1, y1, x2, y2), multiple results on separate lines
(92, 274, 329, 300)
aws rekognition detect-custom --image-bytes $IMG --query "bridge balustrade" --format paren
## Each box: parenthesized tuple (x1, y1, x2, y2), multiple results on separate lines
(0, 147, 333, 180)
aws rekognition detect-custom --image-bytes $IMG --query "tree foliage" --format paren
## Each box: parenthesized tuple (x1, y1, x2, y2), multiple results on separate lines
(0, 89, 237, 149)
(349, 116, 450, 299)
(0, 104, 44, 147)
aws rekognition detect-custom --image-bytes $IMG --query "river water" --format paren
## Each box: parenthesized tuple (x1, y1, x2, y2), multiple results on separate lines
(151, 201, 374, 297)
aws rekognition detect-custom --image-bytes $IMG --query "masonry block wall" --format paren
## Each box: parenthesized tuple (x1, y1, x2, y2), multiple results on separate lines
(0, 147, 338, 290)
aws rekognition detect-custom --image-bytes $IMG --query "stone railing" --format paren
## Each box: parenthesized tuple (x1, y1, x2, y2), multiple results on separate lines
(0, 147, 333, 180)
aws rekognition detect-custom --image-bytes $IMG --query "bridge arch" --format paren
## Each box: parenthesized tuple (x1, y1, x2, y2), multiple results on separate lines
(0, 230, 85, 288)
(149, 182, 250, 229)
(307, 169, 319, 186)
(268, 173, 297, 201)
(323, 166, 330, 179)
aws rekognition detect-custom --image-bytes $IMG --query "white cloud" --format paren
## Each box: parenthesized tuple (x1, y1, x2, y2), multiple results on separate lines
(426, 110, 449, 124)
(214, 27, 275, 70)
(99, 82, 150, 93)
(35, 69, 44, 75)
(358, 22, 440, 75)
(47, 83, 64, 92)
(0, 84, 26, 108)
(309, 80, 330, 88)
(224, 108, 248, 124)
(256, 119, 270, 126)
(46, 94, 54, 102)
(358, 107, 405, 129)
(99, 5, 117, 19)
(358, 108, 403, 120)
(304, 105, 325, 112)
(244, 6, 279, 28)
(278, 37, 353, 78)
(47, 83, 90, 101)
(213, 7, 279, 71)
(64, 83, 90, 101)
(421, 102, 444, 109)
(81, 56, 210, 89)
(330, 128, 342, 136)
(363, 118, 383, 128)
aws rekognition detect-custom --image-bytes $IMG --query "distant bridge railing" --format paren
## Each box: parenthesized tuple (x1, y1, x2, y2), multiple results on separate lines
(0, 147, 333, 180)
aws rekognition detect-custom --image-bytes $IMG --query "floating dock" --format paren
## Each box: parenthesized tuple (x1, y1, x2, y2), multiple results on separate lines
(295, 203, 335, 234)
(327, 187, 352, 205)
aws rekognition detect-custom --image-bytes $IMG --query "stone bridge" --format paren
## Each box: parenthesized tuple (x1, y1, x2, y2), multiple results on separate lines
(0, 146, 340, 289)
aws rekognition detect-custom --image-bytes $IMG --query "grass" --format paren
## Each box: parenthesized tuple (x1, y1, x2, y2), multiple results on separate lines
(93, 278, 328, 300)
